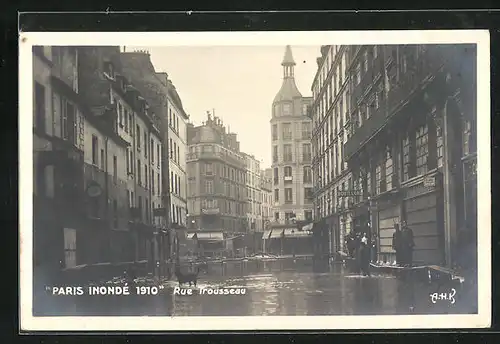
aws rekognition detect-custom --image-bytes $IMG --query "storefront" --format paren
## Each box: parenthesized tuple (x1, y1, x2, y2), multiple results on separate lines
(194, 231, 225, 258)
(268, 228, 284, 255)
(401, 171, 445, 265)
(262, 229, 272, 253)
(376, 197, 401, 264)
(324, 215, 339, 257)
(282, 228, 313, 255)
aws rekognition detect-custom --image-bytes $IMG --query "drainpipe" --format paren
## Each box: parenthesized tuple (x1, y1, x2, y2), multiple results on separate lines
(161, 87, 174, 270)
(442, 96, 458, 268)
(104, 136, 110, 263)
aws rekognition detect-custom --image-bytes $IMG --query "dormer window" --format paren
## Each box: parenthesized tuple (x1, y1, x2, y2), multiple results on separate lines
(283, 103, 291, 116)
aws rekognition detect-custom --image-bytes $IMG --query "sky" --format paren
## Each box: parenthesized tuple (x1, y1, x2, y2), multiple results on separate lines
(130, 45, 320, 168)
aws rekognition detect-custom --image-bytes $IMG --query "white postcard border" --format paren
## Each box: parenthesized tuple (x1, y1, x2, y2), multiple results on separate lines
(19, 30, 491, 331)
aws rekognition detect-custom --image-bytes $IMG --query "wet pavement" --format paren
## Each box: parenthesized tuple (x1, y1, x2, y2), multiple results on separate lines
(34, 259, 477, 316)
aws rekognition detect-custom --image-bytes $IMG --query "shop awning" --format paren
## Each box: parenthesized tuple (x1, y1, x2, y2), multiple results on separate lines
(269, 229, 284, 239)
(194, 232, 224, 241)
(283, 228, 312, 238)
(262, 229, 272, 240)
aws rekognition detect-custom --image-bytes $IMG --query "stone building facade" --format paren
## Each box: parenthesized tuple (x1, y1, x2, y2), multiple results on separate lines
(342, 44, 477, 267)
(310, 45, 353, 258)
(32, 46, 170, 294)
(243, 153, 262, 232)
(270, 45, 314, 226)
(186, 114, 249, 256)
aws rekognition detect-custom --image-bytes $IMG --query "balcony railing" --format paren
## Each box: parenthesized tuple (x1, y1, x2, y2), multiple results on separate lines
(187, 150, 244, 167)
(344, 46, 446, 161)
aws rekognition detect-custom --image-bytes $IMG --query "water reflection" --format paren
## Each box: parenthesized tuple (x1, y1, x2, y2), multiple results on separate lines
(34, 260, 476, 316)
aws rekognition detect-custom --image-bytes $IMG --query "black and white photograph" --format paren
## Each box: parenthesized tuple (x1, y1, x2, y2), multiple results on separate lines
(20, 30, 490, 331)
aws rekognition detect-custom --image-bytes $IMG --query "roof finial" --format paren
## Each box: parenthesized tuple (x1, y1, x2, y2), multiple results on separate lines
(281, 45, 296, 66)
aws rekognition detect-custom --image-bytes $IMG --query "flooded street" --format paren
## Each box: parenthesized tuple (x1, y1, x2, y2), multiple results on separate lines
(35, 260, 477, 317)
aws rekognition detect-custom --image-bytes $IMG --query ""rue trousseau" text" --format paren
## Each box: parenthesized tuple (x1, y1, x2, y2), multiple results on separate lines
(173, 287, 247, 296)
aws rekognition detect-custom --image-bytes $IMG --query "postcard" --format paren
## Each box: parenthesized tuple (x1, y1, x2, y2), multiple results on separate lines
(19, 30, 490, 331)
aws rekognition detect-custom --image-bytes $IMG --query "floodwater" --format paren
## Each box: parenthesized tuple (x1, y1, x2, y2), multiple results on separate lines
(34, 259, 477, 316)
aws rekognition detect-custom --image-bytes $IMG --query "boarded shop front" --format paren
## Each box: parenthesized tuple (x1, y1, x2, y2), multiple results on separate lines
(377, 204, 401, 264)
(402, 174, 445, 266)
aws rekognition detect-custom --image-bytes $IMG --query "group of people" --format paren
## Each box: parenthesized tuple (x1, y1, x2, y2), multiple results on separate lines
(345, 231, 377, 276)
(343, 220, 415, 275)
(392, 221, 415, 267)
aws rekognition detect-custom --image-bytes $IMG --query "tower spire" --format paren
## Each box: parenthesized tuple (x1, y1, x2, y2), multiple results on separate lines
(281, 45, 296, 79)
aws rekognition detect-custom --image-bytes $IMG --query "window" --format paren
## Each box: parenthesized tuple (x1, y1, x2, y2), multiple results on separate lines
(282, 123, 292, 140)
(100, 149, 105, 170)
(304, 187, 313, 203)
(273, 167, 279, 184)
(274, 212, 280, 221)
(129, 113, 133, 135)
(273, 146, 278, 163)
(126, 149, 130, 174)
(302, 143, 311, 162)
(144, 133, 148, 158)
(375, 160, 383, 194)
(416, 124, 429, 176)
(274, 189, 279, 203)
(113, 199, 118, 228)
(113, 156, 118, 184)
(302, 122, 311, 139)
(373, 46, 378, 58)
(285, 212, 294, 223)
(62, 100, 76, 144)
(437, 124, 444, 167)
(34, 82, 46, 133)
(285, 188, 293, 204)
(118, 103, 123, 127)
(124, 109, 129, 133)
(151, 139, 155, 164)
(91, 135, 98, 165)
(283, 144, 293, 162)
(205, 162, 213, 175)
(169, 138, 173, 159)
(137, 159, 142, 185)
(173, 142, 177, 162)
(272, 124, 278, 141)
(303, 166, 312, 183)
(283, 103, 291, 116)
(205, 180, 213, 194)
(170, 171, 174, 193)
(63, 228, 77, 269)
(385, 147, 393, 190)
(136, 125, 141, 149)
(157, 143, 161, 167)
(284, 166, 293, 178)
(144, 164, 148, 188)
(151, 170, 155, 196)
(302, 104, 309, 116)
(157, 173, 161, 195)
(305, 211, 313, 221)
(364, 50, 369, 72)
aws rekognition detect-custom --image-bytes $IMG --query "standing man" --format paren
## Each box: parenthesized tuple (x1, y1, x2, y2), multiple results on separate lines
(359, 233, 371, 276)
(401, 221, 415, 267)
(370, 233, 378, 263)
(392, 223, 402, 266)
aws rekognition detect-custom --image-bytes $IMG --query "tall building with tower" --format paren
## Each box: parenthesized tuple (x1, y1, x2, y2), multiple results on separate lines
(270, 45, 314, 226)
